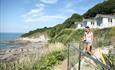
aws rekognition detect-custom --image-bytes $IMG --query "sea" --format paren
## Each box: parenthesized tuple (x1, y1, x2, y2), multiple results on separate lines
(0, 33, 22, 48)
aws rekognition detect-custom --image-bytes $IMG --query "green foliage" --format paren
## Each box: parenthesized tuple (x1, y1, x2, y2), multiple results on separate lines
(83, 0, 115, 18)
(48, 13, 82, 38)
(93, 27, 115, 47)
(21, 27, 52, 37)
(110, 27, 115, 36)
(109, 55, 115, 69)
(21, 0, 115, 40)
(53, 27, 115, 47)
(33, 49, 68, 70)
(51, 29, 84, 44)
(63, 13, 82, 28)
(21, 0, 115, 47)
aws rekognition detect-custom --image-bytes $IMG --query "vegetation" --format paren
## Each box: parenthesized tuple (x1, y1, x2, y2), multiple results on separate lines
(0, 50, 67, 70)
(110, 55, 115, 69)
(21, 13, 82, 38)
(93, 27, 115, 47)
(21, 27, 52, 37)
(51, 29, 84, 44)
(21, 0, 115, 38)
(0, 43, 67, 70)
(21, 0, 115, 39)
(33, 49, 68, 70)
(51, 27, 115, 47)
(19, 0, 115, 69)
(83, 0, 115, 18)
(0, 55, 37, 70)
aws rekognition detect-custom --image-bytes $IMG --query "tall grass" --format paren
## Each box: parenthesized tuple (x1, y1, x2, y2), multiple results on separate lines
(0, 42, 67, 70)
(0, 27, 115, 70)
(0, 50, 41, 70)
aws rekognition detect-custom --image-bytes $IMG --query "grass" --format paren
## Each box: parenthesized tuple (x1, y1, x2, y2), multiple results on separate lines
(0, 43, 67, 70)
(33, 49, 68, 70)
(1, 27, 115, 70)
(109, 55, 115, 69)
(0, 55, 37, 70)
(52, 27, 115, 47)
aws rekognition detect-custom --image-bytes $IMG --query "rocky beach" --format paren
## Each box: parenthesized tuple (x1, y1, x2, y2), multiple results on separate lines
(0, 36, 49, 62)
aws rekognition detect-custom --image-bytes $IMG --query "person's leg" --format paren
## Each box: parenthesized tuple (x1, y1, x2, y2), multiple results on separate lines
(87, 44, 92, 55)
(84, 43, 87, 53)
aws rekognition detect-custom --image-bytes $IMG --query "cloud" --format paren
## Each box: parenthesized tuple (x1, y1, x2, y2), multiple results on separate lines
(40, 0, 58, 4)
(24, 15, 66, 23)
(22, 3, 45, 18)
(35, 3, 45, 8)
(22, 1, 66, 24)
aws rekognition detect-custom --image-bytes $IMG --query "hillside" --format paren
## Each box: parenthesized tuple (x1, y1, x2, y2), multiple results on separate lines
(21, 13, 82, 38)
(52, 27, 115, 46)
(21, 0, 115, 39)
(83, 0, 115, 18)
(1, 0, 115, 70)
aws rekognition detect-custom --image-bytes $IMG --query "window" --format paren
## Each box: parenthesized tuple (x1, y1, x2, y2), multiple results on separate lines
(108, 18, 112, 22)
(91, 21, 94, 25)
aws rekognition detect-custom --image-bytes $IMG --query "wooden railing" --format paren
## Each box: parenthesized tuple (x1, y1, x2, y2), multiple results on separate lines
(67, 43, 113, 70)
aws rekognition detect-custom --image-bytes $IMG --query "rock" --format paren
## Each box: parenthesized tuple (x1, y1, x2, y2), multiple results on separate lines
(0, 42, 47, 62)
(0, 40, 30, 45)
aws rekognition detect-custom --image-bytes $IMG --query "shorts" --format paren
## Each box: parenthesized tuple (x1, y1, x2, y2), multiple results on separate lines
(84, 40, 92, 45)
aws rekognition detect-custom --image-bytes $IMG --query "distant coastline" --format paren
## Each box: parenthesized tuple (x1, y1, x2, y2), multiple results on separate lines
(0, 33, 22, 48)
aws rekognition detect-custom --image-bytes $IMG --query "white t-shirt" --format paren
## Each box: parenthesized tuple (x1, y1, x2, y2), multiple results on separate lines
(84, 32, 93, 42)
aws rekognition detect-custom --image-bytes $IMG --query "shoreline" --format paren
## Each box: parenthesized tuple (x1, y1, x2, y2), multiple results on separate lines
(0, 41, 48, 62)
(0, 40, 30, 46)
(0, 36, 49, 47)
(0, 37, 49, 62)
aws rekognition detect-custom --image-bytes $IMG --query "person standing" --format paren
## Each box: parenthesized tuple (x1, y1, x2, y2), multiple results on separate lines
(83, 26, 94, 55)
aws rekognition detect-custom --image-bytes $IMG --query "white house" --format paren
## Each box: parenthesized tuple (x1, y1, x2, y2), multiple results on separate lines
(75, 22, 84, 29)
(95, 14, 115, 28)
(75, 19, 97, 29)
(75, 14, 115, 29)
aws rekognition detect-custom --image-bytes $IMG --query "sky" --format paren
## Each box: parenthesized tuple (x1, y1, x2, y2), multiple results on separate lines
(0, 0, 104, 33)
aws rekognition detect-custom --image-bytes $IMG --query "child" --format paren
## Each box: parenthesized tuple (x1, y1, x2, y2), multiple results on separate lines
(83, 26, 93, 55)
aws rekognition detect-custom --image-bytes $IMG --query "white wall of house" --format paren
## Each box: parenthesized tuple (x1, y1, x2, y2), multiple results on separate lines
(102, 18, 108, 28)
(76, 23, 84, 29)
(85, 21, 97, 28)
(76, 15, 115, 29)
(77, 24, 81, 29)
(112, 18, 115, 26)
(112, 18, 115, 23)
(102, 18, 115, 28)
(93, 21, 97, 28)
(87, 21, 91, 27)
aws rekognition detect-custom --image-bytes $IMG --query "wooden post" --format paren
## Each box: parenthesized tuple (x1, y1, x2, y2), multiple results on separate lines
(67, 44, 70, 70)
(78, 43, 81, 70)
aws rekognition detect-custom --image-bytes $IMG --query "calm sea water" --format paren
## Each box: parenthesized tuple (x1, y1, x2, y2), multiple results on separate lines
(0, 33, 22, 48)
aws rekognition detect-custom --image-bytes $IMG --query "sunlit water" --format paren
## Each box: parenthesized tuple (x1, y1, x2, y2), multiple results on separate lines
(0, 33, 22, 48)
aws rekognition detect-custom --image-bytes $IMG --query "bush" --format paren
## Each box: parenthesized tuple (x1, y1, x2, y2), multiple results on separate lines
(33, 49, 68, 70)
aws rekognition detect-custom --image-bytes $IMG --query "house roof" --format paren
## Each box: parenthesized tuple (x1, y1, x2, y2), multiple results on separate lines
(74, 22, 82, 24)
(75, 14, 115, 25)
(95, 14, 115, 19)
(83, 18, 95, 22)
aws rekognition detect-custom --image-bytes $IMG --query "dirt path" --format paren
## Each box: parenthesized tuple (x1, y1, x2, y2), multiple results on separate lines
(52, 59, 68, 70)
